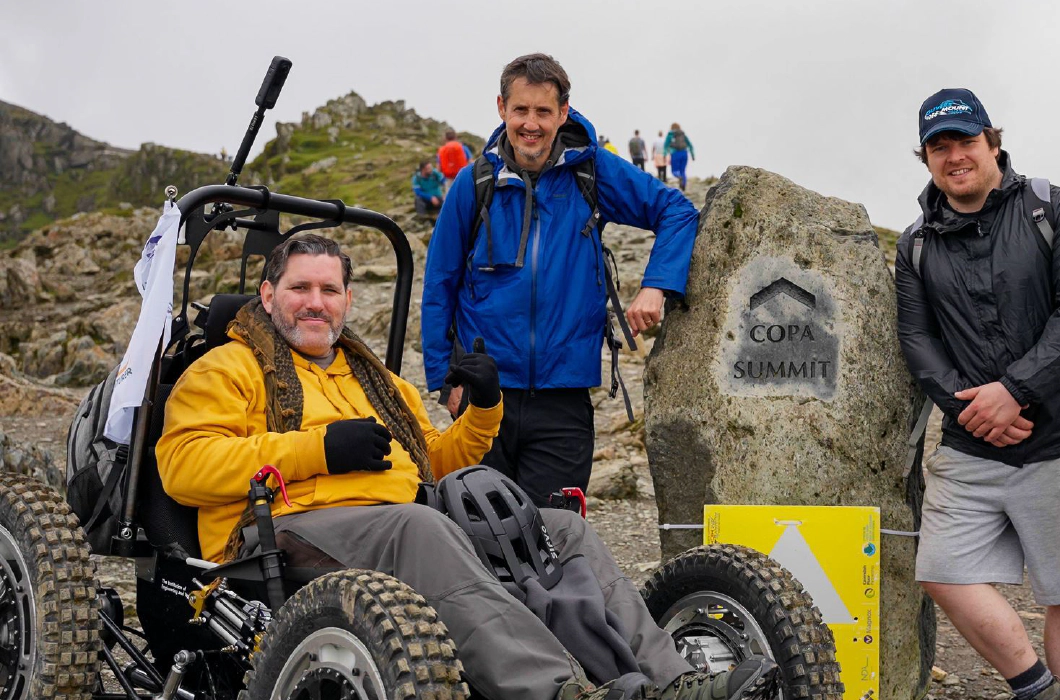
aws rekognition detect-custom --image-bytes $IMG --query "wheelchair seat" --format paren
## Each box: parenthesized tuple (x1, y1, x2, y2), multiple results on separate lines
(137, 294, 256, 558)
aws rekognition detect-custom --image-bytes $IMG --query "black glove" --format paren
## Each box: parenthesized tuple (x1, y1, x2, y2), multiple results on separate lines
(444, 337, 501, 409)
(323, 417, 393, 474)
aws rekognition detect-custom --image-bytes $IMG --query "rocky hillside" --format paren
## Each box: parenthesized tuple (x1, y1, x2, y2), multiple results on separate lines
(248, 92, 484, 217)
(0, 100, 129, 192)
(0, 89, 484, 242)
(0, 100, 227, 244)
(0, 92, 486, 388)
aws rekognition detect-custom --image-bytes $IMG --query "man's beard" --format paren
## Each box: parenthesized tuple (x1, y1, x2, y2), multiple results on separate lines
(273, 310, 343, 355)
(514, 143, 547, 163)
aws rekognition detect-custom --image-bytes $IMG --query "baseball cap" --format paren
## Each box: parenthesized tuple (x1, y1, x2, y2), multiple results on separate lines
(918, 88, 992, 145)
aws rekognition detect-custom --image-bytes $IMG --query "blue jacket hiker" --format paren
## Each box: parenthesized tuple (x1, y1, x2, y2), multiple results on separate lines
(664, 124, 695, 192)
(421, 63, 698, 508)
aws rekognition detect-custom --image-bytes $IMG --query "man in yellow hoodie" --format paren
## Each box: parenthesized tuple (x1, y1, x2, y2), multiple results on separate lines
(157, 233, 502, 563)
(157, 233, 776, 700)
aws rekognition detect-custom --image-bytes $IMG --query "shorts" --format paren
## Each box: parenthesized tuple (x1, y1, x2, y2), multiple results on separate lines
(916, 446, 1060, 605)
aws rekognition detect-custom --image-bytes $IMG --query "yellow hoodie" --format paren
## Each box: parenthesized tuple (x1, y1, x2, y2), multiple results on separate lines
(156, 337, 501, 562)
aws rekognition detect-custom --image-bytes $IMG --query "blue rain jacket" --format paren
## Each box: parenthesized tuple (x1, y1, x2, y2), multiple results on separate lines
(421, 108, 698, 392)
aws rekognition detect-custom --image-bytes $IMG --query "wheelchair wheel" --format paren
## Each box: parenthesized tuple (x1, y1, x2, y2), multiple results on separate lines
(0, 473, 101, 699)
(242, 569, 468, 700)
(641, 544, 844, 700)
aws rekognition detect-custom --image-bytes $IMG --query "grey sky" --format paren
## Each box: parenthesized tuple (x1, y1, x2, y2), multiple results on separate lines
(3, 0, 1058, 230)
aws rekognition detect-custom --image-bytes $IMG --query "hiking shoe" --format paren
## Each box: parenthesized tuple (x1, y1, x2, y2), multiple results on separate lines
(661, 656, 780, 700)
(1032, 679, 1060, 700)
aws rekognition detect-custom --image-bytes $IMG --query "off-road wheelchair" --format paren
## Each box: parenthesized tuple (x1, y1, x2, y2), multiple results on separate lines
(0, 58, 843, 700)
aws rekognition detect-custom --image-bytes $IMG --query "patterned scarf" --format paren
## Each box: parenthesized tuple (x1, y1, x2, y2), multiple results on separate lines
(220, 299, 431, 561)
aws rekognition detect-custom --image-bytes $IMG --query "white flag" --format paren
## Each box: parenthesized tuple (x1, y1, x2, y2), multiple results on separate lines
(104, 202, 181, 444)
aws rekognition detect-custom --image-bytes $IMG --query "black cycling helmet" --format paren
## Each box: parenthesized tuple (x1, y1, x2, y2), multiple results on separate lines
(436, 466, 563, 589)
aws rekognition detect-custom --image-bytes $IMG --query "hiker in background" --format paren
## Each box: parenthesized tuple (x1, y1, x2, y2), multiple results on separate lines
(599, 134, 620, 156)
(411, 159, 446, 217)
(422, 52, 699, 514)
(895, 88, 1060, 700)
(438, 128, 472, 194)
(652, 130, 668, 182)
(628, 130, 647, 170)
(664, 123, 695, 192)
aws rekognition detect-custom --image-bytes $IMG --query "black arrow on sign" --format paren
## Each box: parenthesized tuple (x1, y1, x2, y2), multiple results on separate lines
(749, 278, 816, 311)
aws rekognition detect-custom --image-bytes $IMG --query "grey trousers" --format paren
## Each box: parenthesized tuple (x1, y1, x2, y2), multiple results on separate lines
(272, 504, 691, 700)
(917, 447, 1060, 604)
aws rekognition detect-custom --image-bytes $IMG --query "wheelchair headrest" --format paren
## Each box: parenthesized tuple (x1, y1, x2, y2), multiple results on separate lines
(204, 294, 257, 349)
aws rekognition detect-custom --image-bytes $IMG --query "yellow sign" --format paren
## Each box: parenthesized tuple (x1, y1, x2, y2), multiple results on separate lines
(704, 504, 880, 700)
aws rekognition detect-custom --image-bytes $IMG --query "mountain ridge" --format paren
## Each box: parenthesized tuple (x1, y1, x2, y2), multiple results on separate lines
(0, 90, 485, 386)
(0, 91, 484, 245)
(0, 99, 229, 243)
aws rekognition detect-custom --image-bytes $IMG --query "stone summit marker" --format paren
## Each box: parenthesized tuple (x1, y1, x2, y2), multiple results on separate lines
(645, 166, 932, 700)
(719, 264, 840, 400)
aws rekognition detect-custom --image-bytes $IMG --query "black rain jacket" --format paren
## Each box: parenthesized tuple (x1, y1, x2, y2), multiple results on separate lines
(895, 153, 1060, 467)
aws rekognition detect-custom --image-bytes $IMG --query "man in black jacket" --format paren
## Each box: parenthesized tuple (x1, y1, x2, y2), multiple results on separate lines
(896, 88, 1060, 700)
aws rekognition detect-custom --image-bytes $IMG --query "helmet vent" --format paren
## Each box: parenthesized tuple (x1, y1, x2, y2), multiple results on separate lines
(487, 492, 513, 519)
(505, 484, 526, 507)
(461, 493, 484, 522)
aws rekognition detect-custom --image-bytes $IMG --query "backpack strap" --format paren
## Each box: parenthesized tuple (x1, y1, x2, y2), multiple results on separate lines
(602, 248, 635, 422)
(603, 250, 637, 352)
(570, 159, 635, 350)
(910, 214, 926, 277)
(468, 155, 497, 271)
(82, 443, 129, 535)
(442, 155, 496, 403)
(575, 158, 636, 422)
(903, 398, 934, 478)
(573, 159, 602, 238)
(1026, 177, 1055, 250)
(913, 179, 1055, 278)
(604, 320, 634, 422)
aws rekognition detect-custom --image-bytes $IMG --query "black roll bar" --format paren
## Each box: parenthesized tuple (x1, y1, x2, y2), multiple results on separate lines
(111, 185, 414, 556)
(175, 184, 414, 374)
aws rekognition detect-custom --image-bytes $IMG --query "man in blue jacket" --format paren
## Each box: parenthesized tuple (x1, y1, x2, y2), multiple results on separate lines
(422, 53, 698, 506)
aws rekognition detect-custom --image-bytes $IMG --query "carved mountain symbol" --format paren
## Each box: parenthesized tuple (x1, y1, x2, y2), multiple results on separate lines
(749, 278, 816, 311)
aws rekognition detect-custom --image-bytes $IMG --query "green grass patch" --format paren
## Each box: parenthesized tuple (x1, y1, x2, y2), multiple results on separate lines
(19, 211, 52, 233)
(874, 226, 900, 265)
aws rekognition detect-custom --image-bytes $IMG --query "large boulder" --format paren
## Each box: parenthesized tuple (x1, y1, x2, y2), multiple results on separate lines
(645, 166, 931, 699)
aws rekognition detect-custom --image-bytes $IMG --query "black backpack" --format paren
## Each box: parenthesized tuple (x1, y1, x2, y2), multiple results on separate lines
(669, 131, 687, 151)
(65, 366, 129, 553)
(464, 154, 636, 420)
